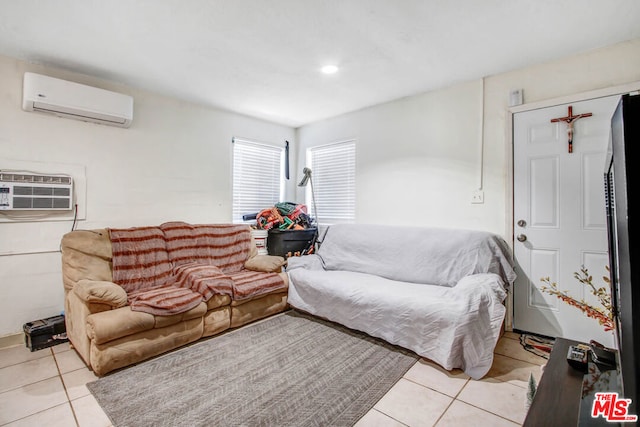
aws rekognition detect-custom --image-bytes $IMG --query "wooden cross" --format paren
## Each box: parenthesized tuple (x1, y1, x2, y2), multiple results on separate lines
(550, 105, 593, 153)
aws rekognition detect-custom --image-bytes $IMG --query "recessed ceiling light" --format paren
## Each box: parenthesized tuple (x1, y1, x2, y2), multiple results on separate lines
(321, 65, 339, 74)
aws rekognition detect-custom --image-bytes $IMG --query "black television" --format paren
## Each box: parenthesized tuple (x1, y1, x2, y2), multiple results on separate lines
(604, 93, 640, 414)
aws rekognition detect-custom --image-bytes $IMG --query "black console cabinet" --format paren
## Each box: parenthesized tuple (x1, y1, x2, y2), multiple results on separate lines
(523, 338, 584, 426)
(524, 337, 626, 426)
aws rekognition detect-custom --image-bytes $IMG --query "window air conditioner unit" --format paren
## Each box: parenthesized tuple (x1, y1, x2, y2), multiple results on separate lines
(0, 172, 73, 211)
(22, 72, 133, 128)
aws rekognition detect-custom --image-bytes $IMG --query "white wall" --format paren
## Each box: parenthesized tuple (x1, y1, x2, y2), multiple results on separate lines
(296, 38, 640, 237)
(0, 55, 295, 337)
(296, 79, 487, 230)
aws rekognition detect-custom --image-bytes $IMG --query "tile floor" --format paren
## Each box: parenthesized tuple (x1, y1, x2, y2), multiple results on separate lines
(0, 331, 546, 427)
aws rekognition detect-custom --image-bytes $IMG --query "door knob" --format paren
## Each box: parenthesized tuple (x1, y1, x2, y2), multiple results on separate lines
(517, 234, 527, 242)
(517, 219, 526, 227)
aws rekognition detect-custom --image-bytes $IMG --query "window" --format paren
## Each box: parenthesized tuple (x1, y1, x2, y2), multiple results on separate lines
(232, 138, 284, 223)
(306, 140, 356, 224)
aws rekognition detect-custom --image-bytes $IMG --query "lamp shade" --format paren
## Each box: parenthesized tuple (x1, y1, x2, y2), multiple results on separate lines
(298, 167, 312, 187)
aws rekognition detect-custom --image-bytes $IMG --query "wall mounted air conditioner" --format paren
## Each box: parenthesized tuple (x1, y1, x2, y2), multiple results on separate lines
(0, 172, 73, 211)
(22, 72, 133, 128)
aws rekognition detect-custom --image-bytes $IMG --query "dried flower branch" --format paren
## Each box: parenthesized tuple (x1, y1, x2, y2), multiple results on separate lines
(540, 266, 614, 331)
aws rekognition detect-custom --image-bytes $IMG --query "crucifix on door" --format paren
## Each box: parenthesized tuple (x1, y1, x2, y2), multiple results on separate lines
(550, 105, 593, 153)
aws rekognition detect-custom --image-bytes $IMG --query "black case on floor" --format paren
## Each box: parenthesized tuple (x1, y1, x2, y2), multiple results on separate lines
(23, 315, 68, 351)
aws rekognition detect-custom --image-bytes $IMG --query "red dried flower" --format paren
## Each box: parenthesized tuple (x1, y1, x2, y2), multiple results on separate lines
(540, 266, 614, 332)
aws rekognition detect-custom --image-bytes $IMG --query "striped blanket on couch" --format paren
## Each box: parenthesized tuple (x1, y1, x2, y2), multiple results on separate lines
(110, 226, 211, 315)
(109, 223, 285, 315)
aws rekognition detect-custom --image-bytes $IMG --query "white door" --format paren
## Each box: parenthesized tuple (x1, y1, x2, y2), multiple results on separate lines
(513, 95, 620, 347)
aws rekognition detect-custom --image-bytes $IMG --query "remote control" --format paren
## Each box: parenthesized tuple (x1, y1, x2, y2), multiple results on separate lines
(567, 344, 589, 372)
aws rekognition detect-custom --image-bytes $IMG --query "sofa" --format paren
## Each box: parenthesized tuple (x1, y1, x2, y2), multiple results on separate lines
(61, 221, 288, 376)
(286, 223, 516, 379)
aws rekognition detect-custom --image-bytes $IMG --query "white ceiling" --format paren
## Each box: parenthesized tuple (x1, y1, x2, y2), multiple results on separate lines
(0, 1, 639, 127)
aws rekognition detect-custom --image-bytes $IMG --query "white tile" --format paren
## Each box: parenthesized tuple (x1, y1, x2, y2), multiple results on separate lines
(435, 400, 519, 427)
(374, 378, 453, 427)
(404, 359, 469, 397)
(485, 354, 543, 389)
(0, 344, 51, 369)
(494, 337, 547, 365)
(72, 394, 112, 427)
(355, 409, 407, 427)
(0, 377, 68, 425)
(55, 348, 87, 374)
(457, 379, 529, 424)
(52, 342, 72, 354)
(0, 355, 59, 393)
(62, 366, 98, 400)
(3, 402, 76, 427)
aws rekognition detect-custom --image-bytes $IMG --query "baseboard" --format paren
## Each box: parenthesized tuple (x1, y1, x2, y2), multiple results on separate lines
(0, 333, 24, 349)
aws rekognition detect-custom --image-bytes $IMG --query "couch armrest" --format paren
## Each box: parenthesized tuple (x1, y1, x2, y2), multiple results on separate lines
(286, 254, 325, 271)
(244, 255, 286, 273)
(73, 279, 128, 309)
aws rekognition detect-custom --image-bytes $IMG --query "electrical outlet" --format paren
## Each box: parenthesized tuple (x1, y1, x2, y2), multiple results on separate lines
(471, 190, 484, 204)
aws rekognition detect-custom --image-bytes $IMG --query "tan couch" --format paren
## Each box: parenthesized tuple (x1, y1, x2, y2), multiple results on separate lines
(61, 223, 288, 376)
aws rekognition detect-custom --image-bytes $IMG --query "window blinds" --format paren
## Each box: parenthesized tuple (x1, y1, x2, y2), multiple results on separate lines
(307, 140, 356, 224)
(232, 138, 283, 223)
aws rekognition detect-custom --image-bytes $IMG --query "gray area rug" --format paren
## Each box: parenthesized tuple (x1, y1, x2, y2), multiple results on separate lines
(87, 310, 419, 427)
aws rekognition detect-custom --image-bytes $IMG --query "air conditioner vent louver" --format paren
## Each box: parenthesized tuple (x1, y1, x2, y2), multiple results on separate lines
(0, 172, 72, 185)
(0, 172, 73, 211)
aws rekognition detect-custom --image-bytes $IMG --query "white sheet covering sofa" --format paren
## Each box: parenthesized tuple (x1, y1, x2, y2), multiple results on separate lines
(286, 224, 516, 379)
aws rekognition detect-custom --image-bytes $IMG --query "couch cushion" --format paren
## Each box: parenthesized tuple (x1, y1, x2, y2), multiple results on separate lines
(87, 307, 155, 345)
(128, 286, 204, 316)
(244, 255, 285, 273)
(61, 229, 112, 260)
(173, 262, 233, 300)
(154, 301, 208, 329)
(86, 301, 207, 345)
(61, 229, 113, 291)
(317, 224, 516, 287)
(90, 317, 203, 376)
(109, 226, 173, 292)
(206, 294, 231, 310)
(228, 270, 287, 302)
(229, 292, 288, 328)
(160, 222, 252, 273)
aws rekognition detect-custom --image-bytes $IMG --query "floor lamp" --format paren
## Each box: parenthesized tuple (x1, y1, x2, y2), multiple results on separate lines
(298, 167, 319, 228)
